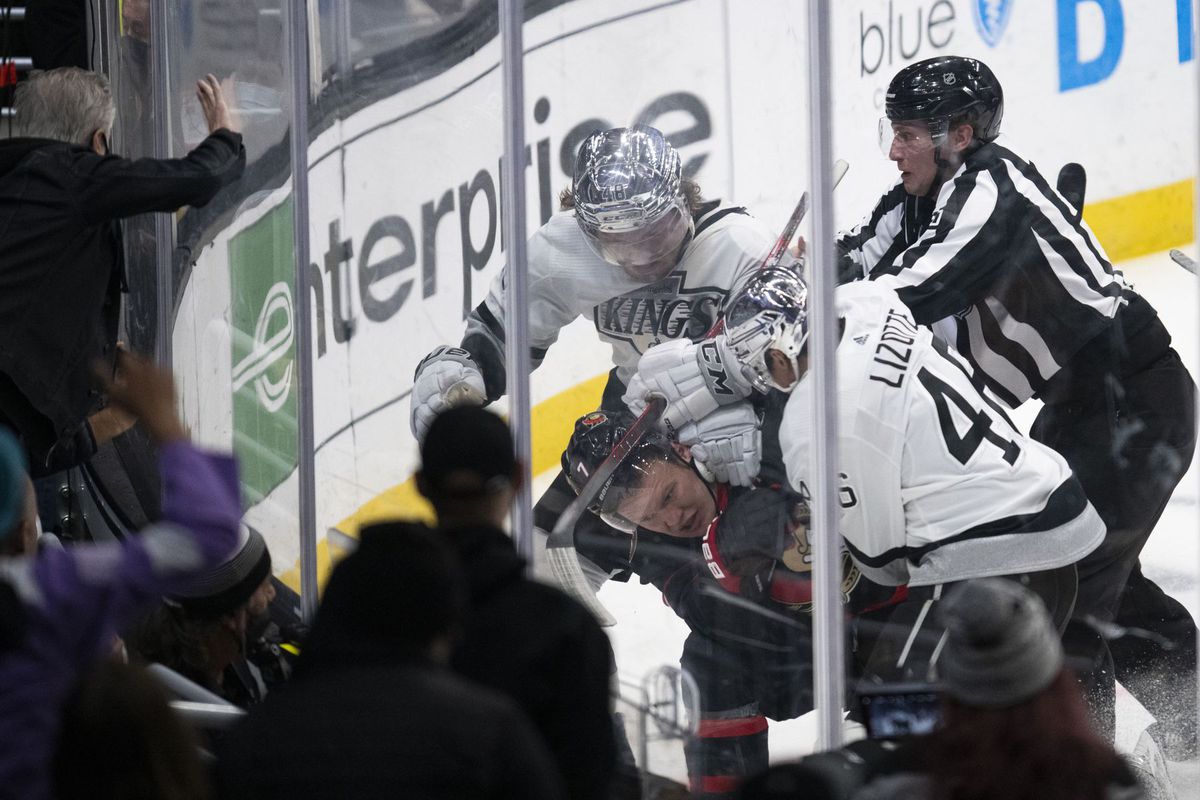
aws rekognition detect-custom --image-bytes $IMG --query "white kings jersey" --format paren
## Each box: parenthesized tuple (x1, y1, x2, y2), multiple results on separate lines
(461, 204, 776, 395)
(779, 281, 1104, 588)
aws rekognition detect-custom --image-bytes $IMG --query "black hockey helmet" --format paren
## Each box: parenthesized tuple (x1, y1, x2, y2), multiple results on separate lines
(562, 409, 682, 533)
(885, 56, 1004, 143)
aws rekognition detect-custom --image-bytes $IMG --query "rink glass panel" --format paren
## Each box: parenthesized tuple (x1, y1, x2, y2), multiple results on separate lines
(134, 1, 307, 595)
(828, 0, 1200, 776)
(110, 0, 1200, 783)
(105, 0, 164, 358)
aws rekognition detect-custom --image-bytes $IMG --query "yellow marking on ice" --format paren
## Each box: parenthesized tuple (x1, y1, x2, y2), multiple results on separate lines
(278, 539, 335, 594)
(1084, 178, 1195, 263)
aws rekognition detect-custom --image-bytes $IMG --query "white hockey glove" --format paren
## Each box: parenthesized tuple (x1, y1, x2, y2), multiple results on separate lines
(410, 346, 487, 442)
(676, 402, 761, 487)
(622, 338, 754, 434)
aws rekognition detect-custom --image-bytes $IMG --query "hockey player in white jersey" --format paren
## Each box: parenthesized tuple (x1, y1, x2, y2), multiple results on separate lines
(411, 125, 774, 487)
(411, 125, 783, 602)
(626, 265, 1104, 683)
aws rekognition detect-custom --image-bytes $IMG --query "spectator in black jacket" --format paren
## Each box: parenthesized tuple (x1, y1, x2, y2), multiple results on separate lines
(126, 525, 276, 708)
(215, 523, 564, 800)
(417, 406, 618, 800)
(0, 67, 245, 477)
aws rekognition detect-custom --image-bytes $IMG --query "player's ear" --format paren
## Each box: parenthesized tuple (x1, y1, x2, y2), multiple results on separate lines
(950, 122, 974, 153)
(90, 128, 109, 155)
(670, 442, 693, 462)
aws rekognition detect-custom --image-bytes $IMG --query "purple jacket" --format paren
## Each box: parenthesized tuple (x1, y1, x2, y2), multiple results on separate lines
(0, 441, 242, 800)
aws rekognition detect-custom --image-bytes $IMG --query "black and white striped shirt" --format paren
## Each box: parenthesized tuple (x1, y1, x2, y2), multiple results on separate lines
(839, 140, 1128, 407)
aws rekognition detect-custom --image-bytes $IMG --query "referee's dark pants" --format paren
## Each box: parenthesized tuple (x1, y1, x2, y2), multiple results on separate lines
(850, 566, 1079, 689)
(1032, 303, 1197, 757)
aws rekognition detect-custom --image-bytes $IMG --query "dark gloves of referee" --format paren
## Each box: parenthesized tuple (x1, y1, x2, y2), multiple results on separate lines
(836, 239, 868, 284)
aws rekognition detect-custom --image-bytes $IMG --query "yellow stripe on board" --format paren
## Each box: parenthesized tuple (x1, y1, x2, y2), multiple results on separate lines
(279, 372, 610, 593)
(1084, 178, 1194, 263)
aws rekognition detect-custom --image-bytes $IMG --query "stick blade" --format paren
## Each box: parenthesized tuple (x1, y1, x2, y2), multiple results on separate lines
(1056, 162, 1087, 220)
(1170, 249, 1199, 276)
(545, 542, 617, 627)
(832, 159, 849, 188)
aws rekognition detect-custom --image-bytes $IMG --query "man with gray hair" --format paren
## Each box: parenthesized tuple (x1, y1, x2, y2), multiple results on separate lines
(0, 67, 244, 478)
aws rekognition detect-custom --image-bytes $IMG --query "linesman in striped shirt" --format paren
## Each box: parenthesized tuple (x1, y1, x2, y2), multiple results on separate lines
(840, 55, 1197, 755)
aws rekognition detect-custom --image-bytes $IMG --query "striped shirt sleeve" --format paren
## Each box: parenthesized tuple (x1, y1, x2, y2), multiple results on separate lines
(870, 165, 1008, 325)
(837, 179, 908, 279)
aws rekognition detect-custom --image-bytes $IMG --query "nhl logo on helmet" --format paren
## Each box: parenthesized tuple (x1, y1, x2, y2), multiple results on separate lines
(942, 72, 956, 85)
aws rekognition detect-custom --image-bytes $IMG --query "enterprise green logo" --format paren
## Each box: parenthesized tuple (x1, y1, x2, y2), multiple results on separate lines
(229, 199, 298, 504)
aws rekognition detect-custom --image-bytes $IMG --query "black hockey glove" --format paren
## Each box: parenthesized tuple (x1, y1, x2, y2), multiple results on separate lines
(701, 487, 804, 601)
(836, 239, 867, 285)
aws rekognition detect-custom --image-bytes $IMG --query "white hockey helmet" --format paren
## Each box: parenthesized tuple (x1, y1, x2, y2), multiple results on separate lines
(572, 125, 693, 280)
(723, 264, 810, 393)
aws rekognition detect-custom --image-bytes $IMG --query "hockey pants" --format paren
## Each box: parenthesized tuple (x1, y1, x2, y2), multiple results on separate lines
(850, 566, 1078, 688)
(681, 625, 813, 799)
(1032, 347, 1198, 756)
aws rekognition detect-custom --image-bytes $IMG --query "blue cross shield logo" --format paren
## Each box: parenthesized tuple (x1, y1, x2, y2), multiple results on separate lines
(973, 0, 1014, 48)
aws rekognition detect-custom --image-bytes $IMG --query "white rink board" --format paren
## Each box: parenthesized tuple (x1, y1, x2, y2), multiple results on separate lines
(174, 0, 1197, 543)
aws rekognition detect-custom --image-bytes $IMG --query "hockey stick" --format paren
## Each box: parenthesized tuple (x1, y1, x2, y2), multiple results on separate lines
(704, 159, 850, 338)
(1169, 249, 1198, 276)
(545, 396, 667, 626)
(1056, 162, 1087, 223)
(546, 160, 850, 624)
(762, 158, 850, 273)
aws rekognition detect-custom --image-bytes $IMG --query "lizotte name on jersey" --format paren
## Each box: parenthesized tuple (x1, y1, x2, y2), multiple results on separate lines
(868, 305, 920, 389)
(593, 272, 725, 353)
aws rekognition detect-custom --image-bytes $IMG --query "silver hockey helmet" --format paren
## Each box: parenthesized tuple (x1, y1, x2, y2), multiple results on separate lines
(723, 264, 810, 392)
(572, 125, 693, 280)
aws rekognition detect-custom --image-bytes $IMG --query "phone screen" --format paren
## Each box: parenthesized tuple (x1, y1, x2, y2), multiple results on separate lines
(858, 686, 942, 739)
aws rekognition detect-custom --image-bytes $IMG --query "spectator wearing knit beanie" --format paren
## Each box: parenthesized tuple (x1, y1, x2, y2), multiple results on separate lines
(851, 578, 1146, 800)
(127, 524, 276, 707)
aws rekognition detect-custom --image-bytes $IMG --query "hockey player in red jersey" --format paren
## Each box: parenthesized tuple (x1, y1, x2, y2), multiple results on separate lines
(561, 409, 901, 799)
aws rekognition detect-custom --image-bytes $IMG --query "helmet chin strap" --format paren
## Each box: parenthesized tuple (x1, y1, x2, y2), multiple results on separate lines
(692, 455, 717, 485)
(930, 132, 957, 197)
(673, 227, 694, 265)
(928, 119, 983, 197)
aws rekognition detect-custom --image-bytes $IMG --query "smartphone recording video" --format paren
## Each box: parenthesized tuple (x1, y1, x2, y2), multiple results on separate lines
(858, 683, 942, 739)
